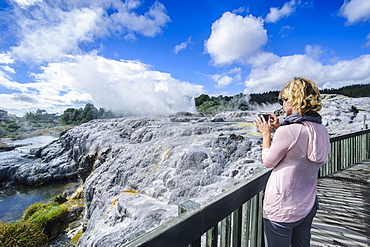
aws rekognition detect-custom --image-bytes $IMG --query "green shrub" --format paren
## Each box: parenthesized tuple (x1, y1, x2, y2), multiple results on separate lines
(0, 221, 48, 247)
(0, 201, 71, 246)
(22, 202, 46, 221)
(22, 202, 68, 238)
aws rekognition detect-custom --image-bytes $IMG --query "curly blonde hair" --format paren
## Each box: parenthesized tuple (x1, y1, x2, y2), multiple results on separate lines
(279, 77, 322, 116)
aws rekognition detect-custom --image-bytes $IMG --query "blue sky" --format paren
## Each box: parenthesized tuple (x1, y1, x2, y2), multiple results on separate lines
(0, 0, 370, 116)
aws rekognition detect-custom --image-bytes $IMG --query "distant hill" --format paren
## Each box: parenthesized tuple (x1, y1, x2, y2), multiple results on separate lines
(320, 84, 370, 98)
(195, 84, 370, 115)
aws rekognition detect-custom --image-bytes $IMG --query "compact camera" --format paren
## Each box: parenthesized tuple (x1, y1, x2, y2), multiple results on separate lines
(259, 114, 270, 121)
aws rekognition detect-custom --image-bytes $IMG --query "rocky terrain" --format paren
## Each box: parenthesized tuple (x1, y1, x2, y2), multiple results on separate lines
(1, 94, 369, 246)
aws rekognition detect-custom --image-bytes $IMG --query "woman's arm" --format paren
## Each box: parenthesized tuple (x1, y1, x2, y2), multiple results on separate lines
(255, 116, 295, 168)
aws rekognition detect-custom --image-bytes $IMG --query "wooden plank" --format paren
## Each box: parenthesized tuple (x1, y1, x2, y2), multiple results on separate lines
(312, 160, 370, 247)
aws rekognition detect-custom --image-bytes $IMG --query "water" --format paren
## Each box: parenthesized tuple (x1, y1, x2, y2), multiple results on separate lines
(0, 135, 56, 161)
(0, 135, 80, 222)
(0, 181, 80, 222)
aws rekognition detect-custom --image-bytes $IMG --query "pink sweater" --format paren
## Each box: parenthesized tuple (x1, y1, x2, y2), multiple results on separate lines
(262, 121, 330, 223)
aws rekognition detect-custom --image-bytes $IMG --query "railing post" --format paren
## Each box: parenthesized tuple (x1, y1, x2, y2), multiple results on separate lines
(362, 134, 366, 160)
(178, 200, 201, 247)
(249, 193, 261, 247)
(232, 207, 242, 247)
(257, 190, 264, 247)
(220, 215, 231, 247)
(367, 132, 370, 159)
(206, 225, 218, 247)
(363, 115, 368, 130)
(242, 200, 251, 247)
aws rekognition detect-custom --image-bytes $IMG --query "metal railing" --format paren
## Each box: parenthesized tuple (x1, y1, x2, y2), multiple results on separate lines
(124, 129, 370, 247)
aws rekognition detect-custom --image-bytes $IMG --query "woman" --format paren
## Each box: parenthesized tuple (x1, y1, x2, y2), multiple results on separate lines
(255, 77, 330, 247)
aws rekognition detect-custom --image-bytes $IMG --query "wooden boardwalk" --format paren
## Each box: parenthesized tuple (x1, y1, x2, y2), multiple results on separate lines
(311, 159, 370, 247)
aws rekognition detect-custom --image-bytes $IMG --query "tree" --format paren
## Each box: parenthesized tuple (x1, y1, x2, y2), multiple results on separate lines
(60, 104, 117, 125)
(24, 109, 58, 124)
(7, 122, 21, 132)
(195, 94, 211, 107)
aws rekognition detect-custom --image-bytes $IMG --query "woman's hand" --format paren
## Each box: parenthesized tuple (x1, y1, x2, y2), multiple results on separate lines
(254, 115, 272, 136)
(268, 113, 280, 129)
(255, 114, 272, 150)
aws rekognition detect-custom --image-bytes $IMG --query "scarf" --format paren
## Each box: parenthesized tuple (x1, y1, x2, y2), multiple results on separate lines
(281, 112, 322, 126)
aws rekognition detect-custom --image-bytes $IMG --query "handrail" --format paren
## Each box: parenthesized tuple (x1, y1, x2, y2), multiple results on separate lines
(329, 128, 370, 142)
(124, 169, 271, 247)
(320, 128, 370, 177)
(124, 129, 370, 247)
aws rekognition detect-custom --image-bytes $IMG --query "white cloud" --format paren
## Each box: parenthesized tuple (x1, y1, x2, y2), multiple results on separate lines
(110, 0, 171, 39)
(232, 7, 248, 14)
(0, 1, 194, 116)
(0, 54, 204, 116)
(211, 75, 233, 89)
(8, 0, 171, 63)
(320, 55, 370, 87)
(244, 53, 370, 93)
(279, 25, 294, 37)
(0, 53, 14, 64)
(0, 66, 93, 115)
(0, 66, 15, 75)
(248, 52, 280, 69)
(305, 45, 323, 59)
(365, 33, 370, 47)
(211, 67, 242, 89)
(11, 0, 42, 8)
(228, 67, 242, 74)
(0, 68, 27, 92)
(339, 0, 370, 24)
(205, 12, 267, 65)
(265, 0, 299, 23)
(173, 36, 192, 54)
(11, 7, 103, 63)
(205, 8, 370, 94)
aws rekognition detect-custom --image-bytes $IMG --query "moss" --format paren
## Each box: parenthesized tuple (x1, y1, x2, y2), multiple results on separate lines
(162, 148, 172, 160)
(67, 185, 84, 200)
(123, 189, 139, 195)
(62, 198, 84, 208)
(109, 197, 119, 210)
(0, 221, 48, 247)
(23, 202, 68, 238)
(70, 228, 84, 246)
(230, 122, 255, 128)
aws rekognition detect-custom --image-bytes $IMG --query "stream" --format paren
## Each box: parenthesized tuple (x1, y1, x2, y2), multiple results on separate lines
(0, 181, 80, 222)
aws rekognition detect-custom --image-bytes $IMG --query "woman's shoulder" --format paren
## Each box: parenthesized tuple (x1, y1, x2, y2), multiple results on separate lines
(275, 123, 304, 137)
(278, 123, 304, 131)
